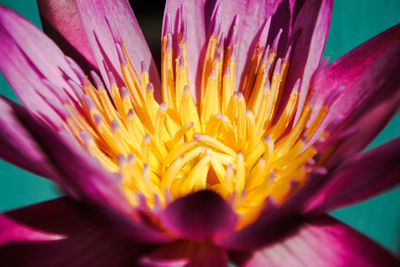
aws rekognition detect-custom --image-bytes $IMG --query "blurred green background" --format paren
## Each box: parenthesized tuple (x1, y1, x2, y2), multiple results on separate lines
(0, 0, 399, 255)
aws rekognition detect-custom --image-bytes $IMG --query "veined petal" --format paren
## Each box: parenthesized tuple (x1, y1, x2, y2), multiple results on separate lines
(75, 0, 160, 94)
(140, 240, 228, 267)
(37, 0, 97, 72)
(0, 5, 84, 129)
(231, 215, 400, 267)
(13, 104, 173, 244)
(0, 97, 56, 179)
(160, 190, 237, 241)
(307, 138, 400, 213)
(0, 197, 153, 266)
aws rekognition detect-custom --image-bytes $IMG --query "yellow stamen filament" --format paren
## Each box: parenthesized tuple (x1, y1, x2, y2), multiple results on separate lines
(63, 25, 335, 229)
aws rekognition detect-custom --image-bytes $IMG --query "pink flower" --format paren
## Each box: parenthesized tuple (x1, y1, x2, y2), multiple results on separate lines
(0, 0, 399, 266)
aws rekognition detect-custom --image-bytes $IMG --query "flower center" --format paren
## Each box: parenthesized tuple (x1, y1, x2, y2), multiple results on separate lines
(62, 13, 339, 228)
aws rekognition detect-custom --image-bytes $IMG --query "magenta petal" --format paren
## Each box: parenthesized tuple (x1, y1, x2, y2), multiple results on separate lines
(231, 215, 400, 267)
(307, 138, 400, 213)
(75, 0, 160, 94)
(37, 0, 97, 72)
(286, 0, 333, 123)
(140, 240, 228, 267)
(311, 24, 400, 138)
(160, 190, 237, 241)
(317, 44, 400, 159)
(0, 97, 56, 179)
(0, 197, 153, 266)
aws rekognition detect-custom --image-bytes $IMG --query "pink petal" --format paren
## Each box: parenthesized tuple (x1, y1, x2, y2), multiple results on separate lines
(0, 97, 56, 179)
(37, 0, 97, 72)
(140, 240, 228, 267)
(0, 197, 153, 266)
(231, 215, 400, 267)
(316, 44, 400, 160)
(13, 105, 173, 244)
(311, 24, 400, 148)
(160, 190, 237, 241)
(307, 138, 400, 213)
(74, 0, 160, 94)
(0, 5, 83, 129)
(286, 0, 333, 124)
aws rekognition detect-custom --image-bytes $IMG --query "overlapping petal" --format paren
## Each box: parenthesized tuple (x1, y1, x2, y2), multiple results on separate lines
(231, 215, 400, 267)
(0, 5, 83, 129)
(310, 24, 400, 157)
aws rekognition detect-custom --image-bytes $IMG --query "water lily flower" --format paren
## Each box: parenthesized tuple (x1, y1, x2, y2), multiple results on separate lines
(0, 0, 400, 266)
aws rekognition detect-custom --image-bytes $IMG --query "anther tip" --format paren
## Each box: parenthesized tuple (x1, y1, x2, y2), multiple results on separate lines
(111, 120, 120, 131)
(146, 82, 154, 92)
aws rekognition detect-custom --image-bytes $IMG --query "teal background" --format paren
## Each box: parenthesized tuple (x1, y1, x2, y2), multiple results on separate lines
(0, 0, 399, 255)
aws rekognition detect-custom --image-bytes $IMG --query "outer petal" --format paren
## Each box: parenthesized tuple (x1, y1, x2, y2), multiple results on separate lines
(140, 240, 228, 267)
(0, 197, 153, 266)
(311, 24, 400, 151)
(160, 190, 237, 241)
(0, 97, 56, 179)
(317, 44, 400, 160)
(0, 5, 83, 129)
(74, 0, 160, 95)
(37, 0, 97, 72)
(307, 138, 400, 213)
(313, 23, 400, 104)
(13, 104, 173, 244)
(231, 215, 400, 267)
